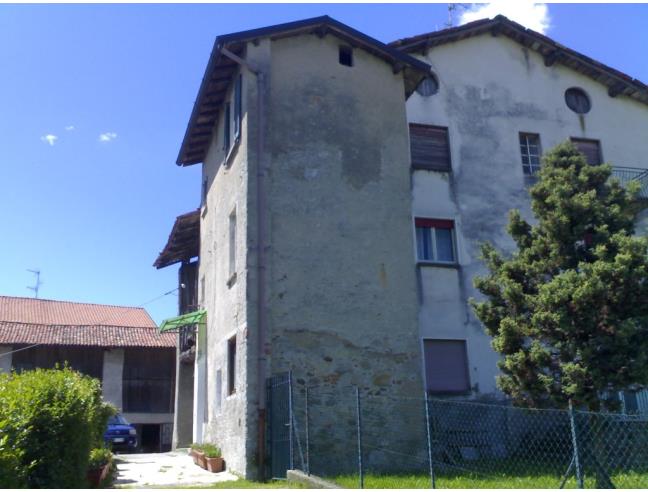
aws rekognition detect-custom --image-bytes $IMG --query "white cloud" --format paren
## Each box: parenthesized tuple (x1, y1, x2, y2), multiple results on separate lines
(65, 125, 75, 131)
(98, 132, 117, 143)
(459, 2, 551, 34)
(40, 134, 58, 146)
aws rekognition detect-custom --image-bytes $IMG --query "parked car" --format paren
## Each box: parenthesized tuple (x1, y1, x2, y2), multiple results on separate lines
(104, 414, 137, 452)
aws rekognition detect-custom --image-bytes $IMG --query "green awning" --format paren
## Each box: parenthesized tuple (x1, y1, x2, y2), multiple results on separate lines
(158, 310, 206, 333)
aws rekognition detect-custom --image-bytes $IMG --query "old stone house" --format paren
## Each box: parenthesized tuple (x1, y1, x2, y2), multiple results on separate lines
(0, 296, 176, 452)
(155, 15, 648, 478)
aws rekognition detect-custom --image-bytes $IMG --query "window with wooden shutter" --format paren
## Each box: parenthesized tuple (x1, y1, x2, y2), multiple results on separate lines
(571, 138, 601, 166)
(409, 124, 451, 171)
(423, 339, 470, 394)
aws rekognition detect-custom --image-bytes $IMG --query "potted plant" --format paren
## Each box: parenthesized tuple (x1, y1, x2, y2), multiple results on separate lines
(190, 443, 206, 469)
(202, 443, 225, 473)
(87, 447, 112, 488)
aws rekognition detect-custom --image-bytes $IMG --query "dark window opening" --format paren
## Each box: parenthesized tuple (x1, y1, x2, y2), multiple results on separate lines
(339, 45, 353, 67)
(423, 339, 470, 394)
(201, 177, 208, 205)
(234, 75, 242, 140)
(519, 133, 542, 175)
(415, 218, 456, 263)
(565, 87, 591, 114)
(409, 124, 451, 171)
(223, 102, 231, 151)
(227, 336, 236, 395)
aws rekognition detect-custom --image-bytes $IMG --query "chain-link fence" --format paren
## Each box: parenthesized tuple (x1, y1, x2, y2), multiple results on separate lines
(273, 375, 648, 488)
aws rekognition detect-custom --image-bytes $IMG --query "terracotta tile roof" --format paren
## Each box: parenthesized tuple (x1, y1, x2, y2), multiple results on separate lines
(0, 296, 175, 348)
(0, 296, 157, 327)
(0, 321, 175, 348)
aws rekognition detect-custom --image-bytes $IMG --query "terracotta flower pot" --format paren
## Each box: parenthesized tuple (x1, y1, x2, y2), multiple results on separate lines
(87, 463, 110, 487)
(205, 456, 225, 473)
(192, 450, 207, 469)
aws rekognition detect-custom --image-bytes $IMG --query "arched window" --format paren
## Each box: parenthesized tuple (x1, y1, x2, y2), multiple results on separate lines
(416, 74, 439, 96)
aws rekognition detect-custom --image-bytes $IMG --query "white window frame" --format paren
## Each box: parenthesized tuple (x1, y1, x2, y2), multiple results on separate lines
(415, 218, 458, 265)
(519, 132, 542, 175)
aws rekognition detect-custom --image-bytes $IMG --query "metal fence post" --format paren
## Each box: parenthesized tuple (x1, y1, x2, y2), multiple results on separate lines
(424, 391, 436, 489)
(305, 386, 310, 475)
(356, 387, 364, 489)
(568, 399, 584, 489)
(288, 371, 294, 471)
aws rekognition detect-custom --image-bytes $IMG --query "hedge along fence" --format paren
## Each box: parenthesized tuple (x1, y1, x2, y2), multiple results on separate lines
(0, 366, 116, 488)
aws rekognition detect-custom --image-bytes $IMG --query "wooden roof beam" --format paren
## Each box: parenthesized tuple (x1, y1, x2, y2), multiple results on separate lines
(544, 49, 562, 67)
(608, 81, 628, 98)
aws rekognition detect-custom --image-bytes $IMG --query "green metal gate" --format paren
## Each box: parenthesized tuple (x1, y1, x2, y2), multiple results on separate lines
(266, 373, 291, 479)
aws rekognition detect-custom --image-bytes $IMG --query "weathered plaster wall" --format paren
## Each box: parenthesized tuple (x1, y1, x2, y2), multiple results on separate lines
(407, 34, 648, 396)
(198, 46, 258, 477)
(102, 348, 124, 409)
(265, 34, 425, 471)
(0, 345, 11, 373)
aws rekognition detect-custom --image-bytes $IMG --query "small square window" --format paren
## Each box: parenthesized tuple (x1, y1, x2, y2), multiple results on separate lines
(415, 218, 456, 263)
(519, 133, 542, 175)
(339, 45, 353, 67)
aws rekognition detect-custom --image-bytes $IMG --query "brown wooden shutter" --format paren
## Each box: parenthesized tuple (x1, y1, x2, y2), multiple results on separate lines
(571, 138, 601, 166)
(410, 124, 451, 171)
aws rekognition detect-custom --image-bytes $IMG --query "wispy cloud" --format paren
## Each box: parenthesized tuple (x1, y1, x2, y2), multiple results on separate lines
(65, 125, 75, 131)
(98, 132, 117, 143)
(40, 134, 58, 146)
(460, 2, 551, 34)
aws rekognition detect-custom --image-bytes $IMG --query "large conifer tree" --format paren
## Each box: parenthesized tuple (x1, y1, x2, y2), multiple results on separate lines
(472, 142, 648, 411)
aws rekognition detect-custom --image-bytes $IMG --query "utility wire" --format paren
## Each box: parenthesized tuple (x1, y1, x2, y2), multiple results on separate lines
(0, 287, 179, 360)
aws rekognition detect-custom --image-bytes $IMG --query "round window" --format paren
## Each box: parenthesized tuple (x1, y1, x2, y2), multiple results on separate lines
(565, 87, 591, 114)
(416, 75, 439, 96)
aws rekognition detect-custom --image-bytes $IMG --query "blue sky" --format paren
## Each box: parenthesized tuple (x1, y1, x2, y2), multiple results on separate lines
(1, 3, 647, 324)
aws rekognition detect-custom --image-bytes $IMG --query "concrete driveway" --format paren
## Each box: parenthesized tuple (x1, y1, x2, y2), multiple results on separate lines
(113, 450, 238, 488)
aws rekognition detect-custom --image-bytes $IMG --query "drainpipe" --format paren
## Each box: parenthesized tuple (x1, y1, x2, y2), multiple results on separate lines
(221, 46, 268, 480)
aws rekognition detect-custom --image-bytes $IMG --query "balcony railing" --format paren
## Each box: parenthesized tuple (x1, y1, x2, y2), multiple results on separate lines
(611, 166, 648, 200)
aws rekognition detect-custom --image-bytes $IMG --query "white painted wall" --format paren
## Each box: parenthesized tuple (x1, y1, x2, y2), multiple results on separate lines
(407, 33, 648, 397)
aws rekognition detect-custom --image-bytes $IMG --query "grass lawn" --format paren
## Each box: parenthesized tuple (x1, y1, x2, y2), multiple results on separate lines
(331, 471, 648, 489)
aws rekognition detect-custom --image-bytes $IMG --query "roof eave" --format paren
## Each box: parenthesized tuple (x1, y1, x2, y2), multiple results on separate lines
(176, 16, 432, 166)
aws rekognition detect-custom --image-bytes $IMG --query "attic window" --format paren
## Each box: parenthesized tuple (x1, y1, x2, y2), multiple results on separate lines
(416, 74, 439, 96)
(565, 88, 591, 114)
(339, 45, 353, 67)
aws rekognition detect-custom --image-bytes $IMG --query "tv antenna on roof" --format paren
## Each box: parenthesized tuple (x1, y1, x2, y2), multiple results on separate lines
(27, 269, 42, 299)
(446, 4, 470, 28)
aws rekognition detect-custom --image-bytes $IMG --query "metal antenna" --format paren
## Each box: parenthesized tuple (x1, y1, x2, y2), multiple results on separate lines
(446, 3, 470, 28)
(27, 269, 42, 299)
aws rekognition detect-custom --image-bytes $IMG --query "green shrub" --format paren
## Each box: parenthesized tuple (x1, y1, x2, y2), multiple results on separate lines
(0, 367, 116, 488)
(88, 447, 113, 469)
(201, 443, 222, 458)
(190, 442, 204, 452)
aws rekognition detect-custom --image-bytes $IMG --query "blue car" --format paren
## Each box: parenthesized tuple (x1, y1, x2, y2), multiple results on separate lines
(104, 414, 138, 452)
